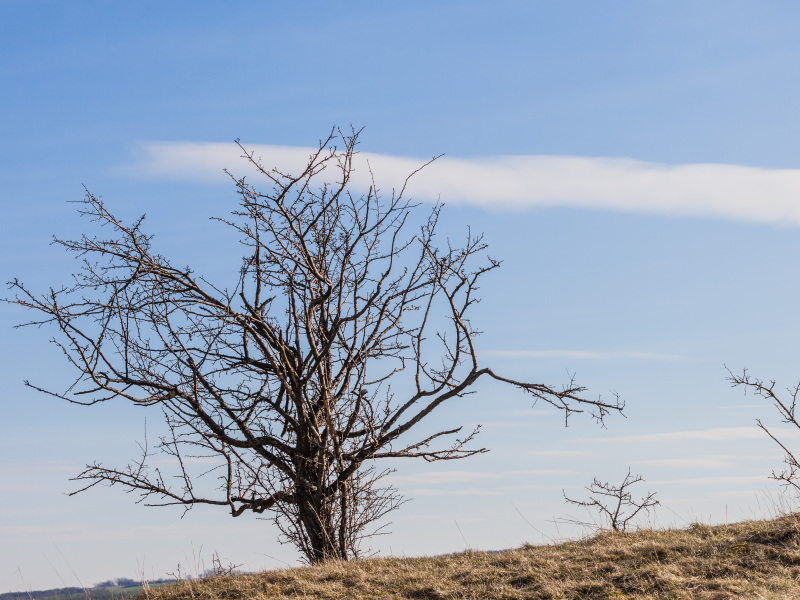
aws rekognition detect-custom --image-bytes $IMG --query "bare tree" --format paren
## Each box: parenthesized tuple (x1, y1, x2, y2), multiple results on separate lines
(727, 367, 800, 493)
(6, 127, 623, 563)
(563, 468, 658, 532)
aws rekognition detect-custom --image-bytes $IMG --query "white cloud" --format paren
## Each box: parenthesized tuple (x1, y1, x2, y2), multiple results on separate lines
(0, 461, 77, 474)
(387, 470, 500, 486)
(484, 350, 691, 361)
(406, 481, 581, 495)
(387, 469, 575, 487)
(595, 426, 800, 443)
(633, 454, 778, 470)
(1, 523, 169, 544)
(0, 522, 250, 544)
(529, 450, 587, 456)
(126, 142, 313, 183)
(482, 419, 558, 428)
(404, 487, 504, 497)
(509, 408, 560, 416)
(706, 489, 779, 499)
(507, 469, 578, 476)
(650, 475, 771, 485)
(127, 141, 800, 226)
(393, 514, 489, 523)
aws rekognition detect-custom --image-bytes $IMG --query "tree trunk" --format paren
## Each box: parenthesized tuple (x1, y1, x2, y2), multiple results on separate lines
(296, 489, 345, 562)
(294, 447, 346, 562)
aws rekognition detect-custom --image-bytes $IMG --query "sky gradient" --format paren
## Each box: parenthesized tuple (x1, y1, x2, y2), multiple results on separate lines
(3, 0, 800, 592)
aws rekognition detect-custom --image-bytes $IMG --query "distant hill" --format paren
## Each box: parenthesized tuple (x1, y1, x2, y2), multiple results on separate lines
(1, 580, 174, 600)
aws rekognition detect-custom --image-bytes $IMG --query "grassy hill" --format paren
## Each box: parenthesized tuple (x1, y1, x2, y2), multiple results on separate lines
(133, 513, 800, 600)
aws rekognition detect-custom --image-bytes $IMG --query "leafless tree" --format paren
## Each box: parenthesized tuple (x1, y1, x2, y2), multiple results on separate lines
(207, 552, 243, 578)
(6, 127, 623, 563)
(563, 468, 658, 532)
(728, 367, 800, 494)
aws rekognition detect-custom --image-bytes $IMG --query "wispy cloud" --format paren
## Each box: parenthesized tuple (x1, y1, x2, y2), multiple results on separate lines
(387, 469, 575, 487)
(127, 141, 800, 226)
(393, 514, 489, 523)
(597, 426, 800, 444)
(529, 450, 587, 457)
(0, 461, 78, 475)
(1, 522, 246, 544)
(650, 475, 771, 486)
(404, 487, 504, 497)
(632, 455, 766, 469)
(387, 470, 501, 486)
(484, 350, 691, 361)
(706, 489, 778, 499)
(507, 469, 579, 476)
(509, 408, 561, 417)
(404, 481, 579, 496)
(1, 523, 174, 544)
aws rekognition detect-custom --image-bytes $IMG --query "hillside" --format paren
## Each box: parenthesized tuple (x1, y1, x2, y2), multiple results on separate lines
(132, 513, 800, 600)
(1, 581, 174, 600)
(1, 586, 142, 600)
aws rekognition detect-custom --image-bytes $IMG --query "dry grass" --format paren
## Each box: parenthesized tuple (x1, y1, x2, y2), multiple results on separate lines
(138, 514, 800, 599)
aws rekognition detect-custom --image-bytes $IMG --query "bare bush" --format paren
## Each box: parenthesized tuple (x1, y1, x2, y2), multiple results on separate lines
(563, 468, 659, 532)
(728, 367, 800, 494)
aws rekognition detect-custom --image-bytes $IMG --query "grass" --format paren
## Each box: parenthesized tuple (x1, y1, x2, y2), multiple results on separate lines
(136, 514, 800, 599)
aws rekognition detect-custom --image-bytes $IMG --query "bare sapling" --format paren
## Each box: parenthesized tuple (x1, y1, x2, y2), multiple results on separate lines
(728, 366, 800, 494)
(563, 468, 659, 532)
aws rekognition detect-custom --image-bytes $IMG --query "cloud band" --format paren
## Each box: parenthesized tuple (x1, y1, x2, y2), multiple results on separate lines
(127, 141, 800, 225)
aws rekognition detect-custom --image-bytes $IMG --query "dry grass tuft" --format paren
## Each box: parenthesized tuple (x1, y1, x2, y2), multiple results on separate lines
(138, 514, 800, 599)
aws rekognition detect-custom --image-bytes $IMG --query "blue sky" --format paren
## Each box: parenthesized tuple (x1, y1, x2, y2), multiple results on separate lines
(4, 0, 800, 591)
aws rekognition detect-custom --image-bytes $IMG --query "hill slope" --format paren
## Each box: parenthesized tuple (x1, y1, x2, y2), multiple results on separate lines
(137, 514, 800, 599)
